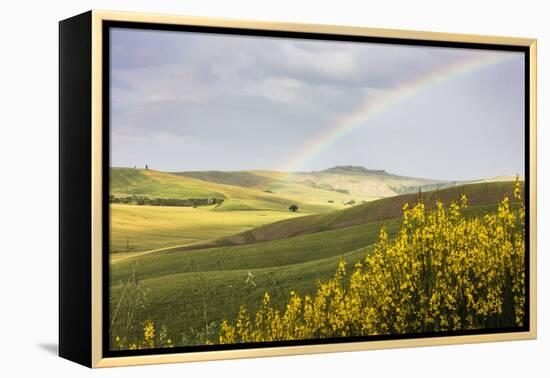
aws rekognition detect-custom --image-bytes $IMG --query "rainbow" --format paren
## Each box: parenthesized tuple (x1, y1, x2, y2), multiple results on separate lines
(280, 51, 520, 176)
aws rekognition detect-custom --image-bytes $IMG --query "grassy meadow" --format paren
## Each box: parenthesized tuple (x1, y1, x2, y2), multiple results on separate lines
(108, 166, 524, 350)
(110, 205, 301, 258)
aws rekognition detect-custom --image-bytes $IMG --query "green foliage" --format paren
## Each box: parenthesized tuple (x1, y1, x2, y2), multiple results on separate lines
(219, 179, 525, 342)
(110, 195, 224, 207)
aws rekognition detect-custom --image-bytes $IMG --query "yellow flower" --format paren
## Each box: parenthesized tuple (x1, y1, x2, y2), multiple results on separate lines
(217, 190, 525, 342)
(143, 320, 155, 348)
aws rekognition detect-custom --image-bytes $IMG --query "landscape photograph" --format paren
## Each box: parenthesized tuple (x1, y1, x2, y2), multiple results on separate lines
(108, 27, 527, 351)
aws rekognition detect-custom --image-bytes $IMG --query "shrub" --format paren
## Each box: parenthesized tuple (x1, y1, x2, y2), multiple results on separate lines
(219, 177, 526, 343)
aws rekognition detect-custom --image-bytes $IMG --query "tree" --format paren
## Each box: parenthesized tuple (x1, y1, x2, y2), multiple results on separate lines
(288, 204, 298, 212)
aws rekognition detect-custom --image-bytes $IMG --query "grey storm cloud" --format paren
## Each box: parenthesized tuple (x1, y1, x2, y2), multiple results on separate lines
(109, 27, 525, 180)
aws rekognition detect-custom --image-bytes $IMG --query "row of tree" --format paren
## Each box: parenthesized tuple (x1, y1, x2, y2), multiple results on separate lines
(109, 195, 223, 207)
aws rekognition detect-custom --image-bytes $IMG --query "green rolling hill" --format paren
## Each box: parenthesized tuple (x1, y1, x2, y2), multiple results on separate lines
(109, 180, 520, 346)
(110, 167, 333, 213)
(174, 165, 451, 202)
(170, 181, 520, 251)
(172, 170, 278, 189)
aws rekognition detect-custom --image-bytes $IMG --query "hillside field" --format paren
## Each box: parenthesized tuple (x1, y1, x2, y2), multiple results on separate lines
(110, 205, 301, 257)
(109, 171, 520, 348)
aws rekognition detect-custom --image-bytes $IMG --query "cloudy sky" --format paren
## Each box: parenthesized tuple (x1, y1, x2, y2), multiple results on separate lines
(110, 27, 525, 181)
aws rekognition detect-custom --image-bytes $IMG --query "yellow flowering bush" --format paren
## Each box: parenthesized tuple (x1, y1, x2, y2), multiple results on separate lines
(219, 178, 526, 343)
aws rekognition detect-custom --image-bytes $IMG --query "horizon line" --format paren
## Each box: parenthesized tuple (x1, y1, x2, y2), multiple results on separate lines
(109, 165, 523, 183)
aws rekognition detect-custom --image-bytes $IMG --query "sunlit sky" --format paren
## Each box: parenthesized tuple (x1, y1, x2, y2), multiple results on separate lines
(110, 27, 525, 181)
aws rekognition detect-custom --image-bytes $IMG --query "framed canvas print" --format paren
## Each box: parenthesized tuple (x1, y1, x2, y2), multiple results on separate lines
(59, 10, 537, 368)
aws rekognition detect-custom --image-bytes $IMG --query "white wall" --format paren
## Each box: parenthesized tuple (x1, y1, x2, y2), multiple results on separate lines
(0, 0, 546, 376)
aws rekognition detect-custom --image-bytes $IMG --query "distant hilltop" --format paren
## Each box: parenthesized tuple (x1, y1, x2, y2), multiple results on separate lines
(320, 165, 391, 175)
